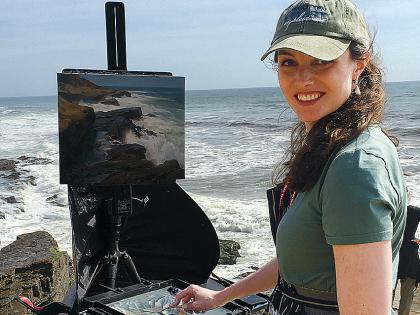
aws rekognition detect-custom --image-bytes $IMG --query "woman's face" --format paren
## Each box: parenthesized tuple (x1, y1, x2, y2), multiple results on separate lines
(277, 48, 367, 131)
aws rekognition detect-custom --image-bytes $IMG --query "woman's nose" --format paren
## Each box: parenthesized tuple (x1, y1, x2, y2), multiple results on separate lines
(296, 67, 314, 86)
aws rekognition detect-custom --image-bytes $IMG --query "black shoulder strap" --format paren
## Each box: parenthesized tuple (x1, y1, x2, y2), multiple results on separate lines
(266, 185, 296, 244)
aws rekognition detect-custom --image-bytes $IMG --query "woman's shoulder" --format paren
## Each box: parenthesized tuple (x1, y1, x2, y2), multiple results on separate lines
(323, 124, 406, 208)
(338, 124, 398, 160)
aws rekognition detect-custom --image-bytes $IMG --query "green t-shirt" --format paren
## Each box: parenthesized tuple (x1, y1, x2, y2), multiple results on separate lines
(276, 125, 407, 293)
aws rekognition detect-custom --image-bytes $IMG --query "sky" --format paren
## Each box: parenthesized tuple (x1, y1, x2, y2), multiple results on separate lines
(0, 0, 419, 97)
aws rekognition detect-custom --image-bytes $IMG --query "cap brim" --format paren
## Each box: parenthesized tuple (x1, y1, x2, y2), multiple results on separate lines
(261, 34, 351, 61)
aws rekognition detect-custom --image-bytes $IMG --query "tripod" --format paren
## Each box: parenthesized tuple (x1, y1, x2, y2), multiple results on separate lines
(102, 185, 141, 289)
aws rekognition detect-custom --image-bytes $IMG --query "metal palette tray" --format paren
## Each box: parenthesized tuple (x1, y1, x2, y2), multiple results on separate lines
(82, 279, 261, 315)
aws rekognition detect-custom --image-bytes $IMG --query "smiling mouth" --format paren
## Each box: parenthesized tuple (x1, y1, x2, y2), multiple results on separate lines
(295, 92, 325, 102)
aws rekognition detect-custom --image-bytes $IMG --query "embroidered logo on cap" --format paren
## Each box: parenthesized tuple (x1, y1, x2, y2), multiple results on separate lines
(284, 3, 328, 30)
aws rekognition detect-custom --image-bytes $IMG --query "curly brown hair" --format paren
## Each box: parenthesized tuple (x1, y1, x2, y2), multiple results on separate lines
(273, 41, 398, 192)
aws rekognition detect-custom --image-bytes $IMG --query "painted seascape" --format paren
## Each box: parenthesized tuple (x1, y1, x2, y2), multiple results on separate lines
(57, 73, 185, 185)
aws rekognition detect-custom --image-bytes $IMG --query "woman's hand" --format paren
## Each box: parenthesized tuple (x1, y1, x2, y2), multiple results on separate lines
(170, 285, 227, 312)
(170, 257, 279, 312)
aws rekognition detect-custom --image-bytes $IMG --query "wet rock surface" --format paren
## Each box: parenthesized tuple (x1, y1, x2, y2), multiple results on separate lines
(3, 196, 18, 203)
(0, 231, 73, 315)
(0, 159, 17, 172)
(17, 156, 53, 165)
(94, 107, 143, 142)
(0, 156, 53, 188)
(218, 239, 241, 265)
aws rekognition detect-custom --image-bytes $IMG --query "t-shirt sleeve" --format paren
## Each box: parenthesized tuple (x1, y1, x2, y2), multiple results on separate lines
(321, 149, 398, 245)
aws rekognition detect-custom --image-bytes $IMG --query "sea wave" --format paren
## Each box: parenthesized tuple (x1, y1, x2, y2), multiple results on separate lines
(1, 109, 19, 115)
(186, 120, 284, 130)
(389, 126, 420, 137)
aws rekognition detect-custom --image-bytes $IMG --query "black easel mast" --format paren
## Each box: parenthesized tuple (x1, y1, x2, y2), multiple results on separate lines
(106, 2, 127, 71)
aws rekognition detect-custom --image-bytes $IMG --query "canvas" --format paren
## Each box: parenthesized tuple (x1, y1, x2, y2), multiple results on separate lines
(57, 71, 185, 185)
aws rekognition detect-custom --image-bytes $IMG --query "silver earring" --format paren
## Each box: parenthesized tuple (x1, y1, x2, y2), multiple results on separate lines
(352, 78, 361, 96)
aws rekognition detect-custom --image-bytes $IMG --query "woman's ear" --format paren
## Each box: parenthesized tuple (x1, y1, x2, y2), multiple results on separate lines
(353, 53, 370, 80)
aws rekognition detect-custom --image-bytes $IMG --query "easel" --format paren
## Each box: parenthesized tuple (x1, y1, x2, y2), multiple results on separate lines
(100, 2, 139, 289)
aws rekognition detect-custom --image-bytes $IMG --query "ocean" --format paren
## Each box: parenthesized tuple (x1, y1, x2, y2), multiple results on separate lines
(1, 82, 419, 279)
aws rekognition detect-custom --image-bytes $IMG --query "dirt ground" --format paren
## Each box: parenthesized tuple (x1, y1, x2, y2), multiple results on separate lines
(393, 280, 420, 314)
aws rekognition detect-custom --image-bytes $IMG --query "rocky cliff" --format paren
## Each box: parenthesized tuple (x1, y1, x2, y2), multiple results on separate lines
(0, 231, 73, 314)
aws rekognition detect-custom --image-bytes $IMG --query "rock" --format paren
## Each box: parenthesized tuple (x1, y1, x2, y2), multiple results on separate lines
(4, 171, 20, 180)
(58, 74, 129, 104)
(18, 156, 53, 165)
(0, 211, 5, 219)
(101, 98, 120, 106)
(4, 196, 17, 203)
(144, 128, 158, 136)
(0, 159, 17, 172)
(0, 231, 73, 315)
(234, 266, 260, 279)
(107, 144, 147, 161)
(59, 96, 96, 179)
(46, 194, 67, 207)
(27, 175, 37, 186)
(155, 160, 184, 180)
(94, 107, 143, 142)
(112, 90, 131, 98)
(218, 239, 241, 265)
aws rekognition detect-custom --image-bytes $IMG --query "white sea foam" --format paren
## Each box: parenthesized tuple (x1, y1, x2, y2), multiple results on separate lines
(0, 159, 71, 253)
(182, 191, 276, 279)
(184, 131, 288, 179)
(185, 191, 270, 235)
(126, 130, 184, 167)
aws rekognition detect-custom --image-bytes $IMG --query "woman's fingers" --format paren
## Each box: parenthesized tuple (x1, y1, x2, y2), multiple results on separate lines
(169, 284, 224, 313)
(171, 287, 191, 307)
(171, 285, 199, 307)
(182, 300, 203, 312)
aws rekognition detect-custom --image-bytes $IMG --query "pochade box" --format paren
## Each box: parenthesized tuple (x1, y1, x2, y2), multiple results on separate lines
(57, 70, 185, 185)
(81, 279, 268, 315)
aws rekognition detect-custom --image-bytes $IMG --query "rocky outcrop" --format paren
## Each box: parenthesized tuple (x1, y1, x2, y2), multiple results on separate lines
(218, 240, 241, 265)
(60, 103, 184, 184)
(17, 156, 53, 165)
(0, 156, 53, 187)
(70, 158, 183, 185)
(107, 144, 147, 161)
(58, 96, 96, 179)
(58, 74, 131, 105)
(94, 107, 143, 142)
(0, 231, 73, 314)
(3, 196, 17, 203)
(0, 159, 17, 172)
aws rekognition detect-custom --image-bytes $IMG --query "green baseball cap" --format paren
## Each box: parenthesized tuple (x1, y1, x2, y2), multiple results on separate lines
(261, 0, 370, 61)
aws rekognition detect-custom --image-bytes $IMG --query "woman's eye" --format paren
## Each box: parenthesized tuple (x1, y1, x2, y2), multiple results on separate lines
(280, 59, 297, 66)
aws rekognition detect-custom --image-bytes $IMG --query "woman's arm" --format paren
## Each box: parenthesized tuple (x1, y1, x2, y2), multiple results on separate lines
(333, 240, 392, 315)
(171, 257, 279, 312)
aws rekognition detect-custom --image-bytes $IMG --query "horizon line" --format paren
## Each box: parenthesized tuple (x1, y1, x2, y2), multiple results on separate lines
(0, 79, 418, 98)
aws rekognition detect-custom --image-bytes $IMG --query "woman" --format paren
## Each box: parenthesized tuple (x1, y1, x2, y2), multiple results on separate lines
(172, 0, 407, 313)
